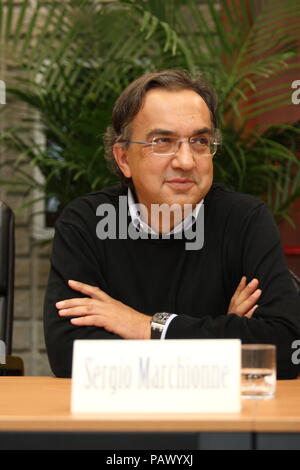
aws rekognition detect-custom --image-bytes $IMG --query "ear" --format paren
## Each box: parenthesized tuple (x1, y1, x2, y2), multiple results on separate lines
(113, 143, 132, 178)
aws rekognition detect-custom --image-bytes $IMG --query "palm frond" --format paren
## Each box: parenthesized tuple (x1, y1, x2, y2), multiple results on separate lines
(0, 0, 299, 224)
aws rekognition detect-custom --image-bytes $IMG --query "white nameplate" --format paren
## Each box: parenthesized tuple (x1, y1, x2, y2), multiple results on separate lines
(71, 339, 241, 414)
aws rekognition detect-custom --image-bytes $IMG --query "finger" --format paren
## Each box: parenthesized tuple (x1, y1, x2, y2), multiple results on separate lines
(235, 278, 259, 305)
(56, 297, 94, 310)
(68, 280, 108, 300)
(236, 276, 247, 295)
(58, 304, 100, 317)
(70, 315, 105, 327)
(227, 277, 257, 314)
(235, 289, 262, 316)
(244, 304, 259, 319)
(231, 276, 247, 302)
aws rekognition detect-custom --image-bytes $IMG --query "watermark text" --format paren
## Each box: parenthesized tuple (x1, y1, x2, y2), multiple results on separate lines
(0, 340, 6, 364)
(95, 197, 204, 251)
(0, 80, 6, 104)
(291, 80, 300, 105)
(291, 340, 300, 365)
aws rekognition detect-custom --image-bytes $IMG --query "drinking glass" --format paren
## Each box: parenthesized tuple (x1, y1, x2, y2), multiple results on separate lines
(241, 344, 276, 399)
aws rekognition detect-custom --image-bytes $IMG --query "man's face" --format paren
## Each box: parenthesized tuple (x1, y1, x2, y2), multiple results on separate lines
(114, 88, 214, 213)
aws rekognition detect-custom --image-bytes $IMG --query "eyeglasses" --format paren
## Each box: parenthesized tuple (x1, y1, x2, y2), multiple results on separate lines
(117, 134, 219, 157)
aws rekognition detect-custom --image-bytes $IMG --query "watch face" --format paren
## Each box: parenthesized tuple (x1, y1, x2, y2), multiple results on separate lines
(156, 313, 165, 321)
(154, 312, 170, 324)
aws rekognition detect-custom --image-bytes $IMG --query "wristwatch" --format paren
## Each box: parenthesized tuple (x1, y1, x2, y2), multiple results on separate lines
(150, 312, 173, 339)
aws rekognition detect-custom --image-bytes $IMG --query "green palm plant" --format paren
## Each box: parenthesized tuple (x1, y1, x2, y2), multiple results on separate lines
(0, 0, 299, 223)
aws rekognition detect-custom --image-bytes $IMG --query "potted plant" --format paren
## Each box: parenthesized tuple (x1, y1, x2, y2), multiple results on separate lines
(0, 0, 299, 229)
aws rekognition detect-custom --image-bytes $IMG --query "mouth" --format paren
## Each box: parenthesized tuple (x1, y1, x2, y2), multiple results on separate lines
(165, 178, 195, 190)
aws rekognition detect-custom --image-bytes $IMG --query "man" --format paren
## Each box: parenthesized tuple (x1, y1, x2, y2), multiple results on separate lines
(44, 69, 300, 378)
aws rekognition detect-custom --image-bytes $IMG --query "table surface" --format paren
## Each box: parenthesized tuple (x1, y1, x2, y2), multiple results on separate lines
(0, 377, 300, 432)
(0, 377, 299, 432)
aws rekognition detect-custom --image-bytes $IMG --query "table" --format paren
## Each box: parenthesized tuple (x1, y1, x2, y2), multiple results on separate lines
(0, 377, 300, 450)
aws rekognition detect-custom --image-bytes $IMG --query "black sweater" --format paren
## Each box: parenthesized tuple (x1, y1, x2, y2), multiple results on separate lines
(43, 184, 300, 379)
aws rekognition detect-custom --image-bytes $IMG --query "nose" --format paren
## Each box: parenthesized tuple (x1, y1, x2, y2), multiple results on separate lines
(171, 140, 196, 171)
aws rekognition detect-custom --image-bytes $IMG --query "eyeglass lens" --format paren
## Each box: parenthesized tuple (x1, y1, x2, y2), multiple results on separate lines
(152, 137, 215, 156)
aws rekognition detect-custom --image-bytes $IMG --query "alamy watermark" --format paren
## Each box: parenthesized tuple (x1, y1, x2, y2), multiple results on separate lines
(0, 340, 6, 364)
(95, 196, 204, 251)
(291, 80, 300, 105)
(0, 80, 6, 105)
(291, 340, 300, 365)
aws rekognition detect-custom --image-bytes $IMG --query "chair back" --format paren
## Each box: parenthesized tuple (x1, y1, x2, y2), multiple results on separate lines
(290, 270, 300, 295)
(0, 201, 14, 355)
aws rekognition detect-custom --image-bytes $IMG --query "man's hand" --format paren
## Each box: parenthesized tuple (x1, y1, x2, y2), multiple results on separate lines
(227, 276, 261, 319)
(56, 280, 151, 339)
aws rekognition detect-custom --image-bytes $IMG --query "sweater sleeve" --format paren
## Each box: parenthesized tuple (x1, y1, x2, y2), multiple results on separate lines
(43, 199, 122, 378)
(165, 203, 300, 379)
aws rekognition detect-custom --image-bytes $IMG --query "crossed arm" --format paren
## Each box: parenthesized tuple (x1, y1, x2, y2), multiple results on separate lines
(56, 276, 261, 339)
